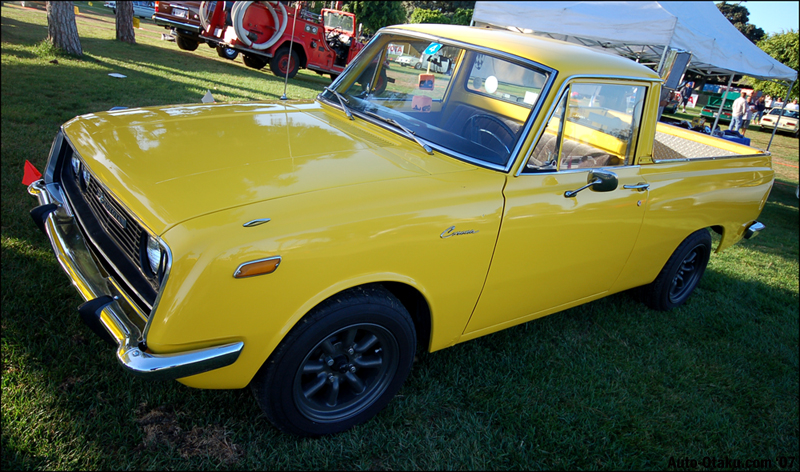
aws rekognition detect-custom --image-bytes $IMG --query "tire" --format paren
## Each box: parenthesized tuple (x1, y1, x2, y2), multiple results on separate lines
(639, 229, 712, 311)
(414, 62, 421, 70)
(216, 45, 239, 60)
(269, 47, 300, 79)
(357, 65, 387, 95)
(242, 54, 268, 70)
(176, 35, 199, 51)
(250, 285, 416, 437)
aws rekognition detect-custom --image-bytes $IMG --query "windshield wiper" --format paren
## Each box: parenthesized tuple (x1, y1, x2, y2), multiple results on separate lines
(323, 87, 353, 120)
(362, 110, 433, 155)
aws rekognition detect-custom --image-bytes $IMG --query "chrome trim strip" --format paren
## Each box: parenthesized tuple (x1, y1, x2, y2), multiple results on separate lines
(153, 16, 202, 33)
(744, 221, 765, 239)
(243, 218, 271, 227)
(233, 256, 282, 278)
(28, 179, 242, 380)
(652, 152, 770, 164)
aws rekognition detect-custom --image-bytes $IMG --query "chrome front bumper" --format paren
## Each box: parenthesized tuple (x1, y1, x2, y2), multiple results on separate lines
(28, 179, 243, 380)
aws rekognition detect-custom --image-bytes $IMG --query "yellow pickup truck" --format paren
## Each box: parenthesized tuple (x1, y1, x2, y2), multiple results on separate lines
(29, 24, 773, 436)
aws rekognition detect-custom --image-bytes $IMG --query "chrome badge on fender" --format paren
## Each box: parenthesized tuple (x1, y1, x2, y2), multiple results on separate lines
(440, 226, 478, 238)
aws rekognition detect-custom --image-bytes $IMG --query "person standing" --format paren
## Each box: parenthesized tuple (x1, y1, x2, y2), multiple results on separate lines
(754, 96, 766, 124)
(741, 97, 755, 137)
(730, 93, 748, 133)
(765, 95, 772, 109)
(787, 99, 799, 112)
(679, 81, 694, 113)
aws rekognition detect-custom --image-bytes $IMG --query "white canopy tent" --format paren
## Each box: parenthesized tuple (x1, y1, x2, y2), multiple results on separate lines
(471, 1, 796, 148)
(471, 1, 796, 82)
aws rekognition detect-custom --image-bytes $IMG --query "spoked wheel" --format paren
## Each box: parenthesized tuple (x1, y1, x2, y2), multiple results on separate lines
(293, 323, 399, 423)
(250, 285, 416, 436)
(640, 229, 712, 311)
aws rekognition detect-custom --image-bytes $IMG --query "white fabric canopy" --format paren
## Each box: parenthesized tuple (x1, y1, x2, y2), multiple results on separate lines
(472, 1, 797, 82)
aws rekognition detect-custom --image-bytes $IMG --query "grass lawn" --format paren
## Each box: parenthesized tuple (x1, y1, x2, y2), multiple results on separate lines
(2, 3, 798, 470)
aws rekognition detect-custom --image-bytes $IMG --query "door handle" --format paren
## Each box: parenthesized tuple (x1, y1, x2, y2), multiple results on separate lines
(623, 183, 650, 191)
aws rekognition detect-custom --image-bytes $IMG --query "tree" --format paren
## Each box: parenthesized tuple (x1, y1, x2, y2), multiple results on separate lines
(342, 1, 406, 36)
(716, 1, 765, 44)
(451, 8, 473, 26)
(409, 8, 450, 25)
(116, 1, 136, 44)
(747, 30, 799, 101)
(46, 1, 82, 56)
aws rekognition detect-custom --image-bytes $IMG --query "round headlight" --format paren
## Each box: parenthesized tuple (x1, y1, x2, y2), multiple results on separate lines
(71, 156, 81, 176)
(146, 236, 162, 275)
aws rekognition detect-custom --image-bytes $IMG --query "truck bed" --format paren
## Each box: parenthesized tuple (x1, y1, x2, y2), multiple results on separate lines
(653, 123, 767, 162)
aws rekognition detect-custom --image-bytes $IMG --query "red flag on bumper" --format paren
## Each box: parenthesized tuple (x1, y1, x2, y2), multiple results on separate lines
(22, 160, 42, 186)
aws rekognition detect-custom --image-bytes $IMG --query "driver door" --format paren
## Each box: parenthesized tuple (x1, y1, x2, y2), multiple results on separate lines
(464, 80, 652, 337)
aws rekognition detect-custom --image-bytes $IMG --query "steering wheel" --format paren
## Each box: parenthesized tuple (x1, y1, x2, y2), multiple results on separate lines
(326, 27, 343, 46)
(462, 114, 515, 155)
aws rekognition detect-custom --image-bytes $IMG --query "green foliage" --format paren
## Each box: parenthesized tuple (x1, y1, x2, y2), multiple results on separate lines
(409, 8, 450, 25)
(342, 1, 406, 36)
(748, 30, 799, 100)
(716, 1, 766, 43)
(451, 8, 473, 26)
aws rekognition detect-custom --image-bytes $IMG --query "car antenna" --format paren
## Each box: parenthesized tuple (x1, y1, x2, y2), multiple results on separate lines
(281, 2, 300, 100)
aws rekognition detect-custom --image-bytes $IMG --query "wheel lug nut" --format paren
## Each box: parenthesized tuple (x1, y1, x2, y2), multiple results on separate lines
(325, 356, 334, 366)
(328, 374, 335, 383)
(347, 347, 355, 355)
(349, 365, 356, 373)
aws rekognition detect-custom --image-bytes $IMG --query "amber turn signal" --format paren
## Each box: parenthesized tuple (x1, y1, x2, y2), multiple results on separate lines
(233, 256, 281, 278)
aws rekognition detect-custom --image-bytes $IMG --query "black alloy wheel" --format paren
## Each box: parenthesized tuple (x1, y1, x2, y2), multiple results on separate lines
(639, 229, 712, 311)
(250, 285, 416, 436)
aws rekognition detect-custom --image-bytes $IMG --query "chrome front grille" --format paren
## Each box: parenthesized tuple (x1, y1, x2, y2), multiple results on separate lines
(82, 177, 143, 264)
(58, 137, 159, 314)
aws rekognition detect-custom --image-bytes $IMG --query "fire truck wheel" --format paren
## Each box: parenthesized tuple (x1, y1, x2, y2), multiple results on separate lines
(270, 47, 300, 79)
(176, 35, 199, 51)
(216, 46, 239, 60)
(243, 54, 268, 70)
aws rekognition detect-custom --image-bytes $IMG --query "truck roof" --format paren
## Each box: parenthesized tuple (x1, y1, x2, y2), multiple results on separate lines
(387, 24, 661, 81)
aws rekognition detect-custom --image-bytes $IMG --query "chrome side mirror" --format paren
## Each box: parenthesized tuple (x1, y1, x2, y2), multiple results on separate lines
(564, 169, 618, 198)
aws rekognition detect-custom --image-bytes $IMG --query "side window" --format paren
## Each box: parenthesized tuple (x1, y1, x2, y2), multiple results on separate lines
(524, 92, 568, 172)
(560, 83, 646, 169)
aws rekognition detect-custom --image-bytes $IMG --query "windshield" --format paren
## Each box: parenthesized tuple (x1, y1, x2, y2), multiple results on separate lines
(323, 11, 354, 34)
(320, 31, 553, 169)
(770, 109, 799, 118)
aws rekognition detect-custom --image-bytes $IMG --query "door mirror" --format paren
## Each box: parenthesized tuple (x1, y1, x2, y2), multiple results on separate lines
(564, 169, 618, 198)
(589, 169, 618, 192)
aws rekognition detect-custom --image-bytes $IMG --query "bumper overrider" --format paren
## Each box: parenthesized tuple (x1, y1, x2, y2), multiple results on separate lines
(28, 179, 243, 380)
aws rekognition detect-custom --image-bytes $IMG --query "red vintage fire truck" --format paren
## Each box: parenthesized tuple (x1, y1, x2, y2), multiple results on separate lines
(195, 1, 364, 79)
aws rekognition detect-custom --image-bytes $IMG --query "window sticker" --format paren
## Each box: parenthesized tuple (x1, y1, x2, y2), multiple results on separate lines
(524, 91, 539, 105)
(485, 76, 498, 94)
(423, 43, 443, 55)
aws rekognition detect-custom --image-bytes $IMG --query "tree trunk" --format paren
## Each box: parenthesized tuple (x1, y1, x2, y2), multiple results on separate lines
(116, 1, 136, 44)
(46, 1, 82, 56)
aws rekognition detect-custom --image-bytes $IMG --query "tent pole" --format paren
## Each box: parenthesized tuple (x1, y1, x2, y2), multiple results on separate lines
(711, 73, 734, 134)
(767, 78, 796, 151)
(656, 45, 670, 75)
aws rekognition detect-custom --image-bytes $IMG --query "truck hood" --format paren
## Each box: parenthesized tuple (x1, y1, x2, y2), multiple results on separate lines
(62, 100, 474, 235)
